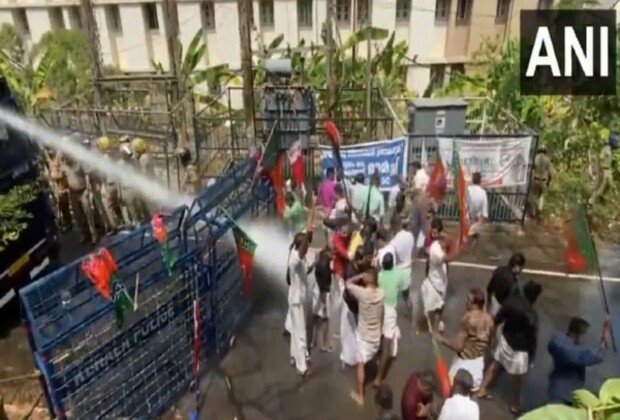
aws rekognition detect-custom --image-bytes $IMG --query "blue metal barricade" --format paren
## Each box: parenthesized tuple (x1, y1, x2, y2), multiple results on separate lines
(19, 159, 275, 419)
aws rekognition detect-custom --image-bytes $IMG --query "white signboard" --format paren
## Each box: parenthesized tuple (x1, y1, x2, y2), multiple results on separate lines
(437, 136, 533, 188)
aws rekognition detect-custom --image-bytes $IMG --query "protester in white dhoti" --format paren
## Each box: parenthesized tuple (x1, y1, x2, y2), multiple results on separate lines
(311, 246, 334, 353)
(421, 218, 462, 333)
(374, 252, 409, 387)
(330, 222, 352, 339)
(340, 245, 373, 368)
(478, 281, 542, 415)
(435, 288, 494, 392)
(286, 232, 315, 376)
(466, 172, 488, 253)
(345, 267, 384, 406)
(486, 252, 526, 316)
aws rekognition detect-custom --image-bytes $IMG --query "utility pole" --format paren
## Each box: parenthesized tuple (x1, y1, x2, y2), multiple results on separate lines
(79, 0, 104, 130)
(162, 0, 189, 146)
(325, 0, 335, 117)
(238, 0, 255, 139)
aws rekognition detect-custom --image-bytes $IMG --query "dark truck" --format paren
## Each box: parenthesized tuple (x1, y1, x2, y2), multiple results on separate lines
(0, 76, 59, 309)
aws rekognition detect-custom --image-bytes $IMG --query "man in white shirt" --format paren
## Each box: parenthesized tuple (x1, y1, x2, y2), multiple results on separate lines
(438, 369, 480, 420)
(287, 233, 311, 376)
(413, 161, 430, 191)
(466, 172, 488, 252)
(374, 227, 396, 268)
(388, 176, 405, 208)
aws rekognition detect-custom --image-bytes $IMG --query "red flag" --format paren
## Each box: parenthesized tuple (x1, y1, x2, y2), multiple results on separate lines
(151, 213, 168, 244)
(324, 120, 344, 173)
(81, 255, 111, 300)
(193, 300, 201, 373)
(427, 154, 447, 202)
(288, 140, 305, 190)
(271, 152, 286, 217)
(452, 151, 470, 246)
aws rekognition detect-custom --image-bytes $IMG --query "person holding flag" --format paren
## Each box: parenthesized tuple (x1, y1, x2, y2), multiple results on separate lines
(420, 218, 463, 333)
(466, 172, 488, 253)
(434, 288, 494, 392)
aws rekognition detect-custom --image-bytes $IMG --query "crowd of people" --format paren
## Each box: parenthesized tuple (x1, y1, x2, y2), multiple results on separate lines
(43, 133, 201, 244)
(281, 162, 612, 420)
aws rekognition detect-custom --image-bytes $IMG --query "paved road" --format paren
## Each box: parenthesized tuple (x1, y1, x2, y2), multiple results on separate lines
(2, 226, 619, 419)
(173, 261, 620, 420)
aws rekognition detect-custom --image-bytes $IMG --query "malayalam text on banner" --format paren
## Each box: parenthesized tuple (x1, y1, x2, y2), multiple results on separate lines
(437, 137, 533, 188)
(319, 138, 408, 191)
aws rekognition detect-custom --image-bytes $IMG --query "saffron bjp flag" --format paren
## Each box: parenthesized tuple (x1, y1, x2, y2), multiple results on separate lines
(564, 206, 597, 273)
(271, 151, 286, 216)
(452, 150, 469, 246)
(427, 153, 448, 203)
(231, 223, 258, 297)
(288, 139, 305, 191)
(325, 119, 344, 173)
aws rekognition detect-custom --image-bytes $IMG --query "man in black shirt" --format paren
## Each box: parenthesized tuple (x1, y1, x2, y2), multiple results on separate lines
(478, 280, 542, 415)
(486, 252, 526, 315)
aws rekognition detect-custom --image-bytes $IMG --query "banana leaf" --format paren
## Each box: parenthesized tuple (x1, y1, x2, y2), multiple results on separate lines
(518, 404, 587, 420)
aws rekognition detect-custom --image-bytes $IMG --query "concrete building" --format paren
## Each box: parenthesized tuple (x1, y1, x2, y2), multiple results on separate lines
(0, 0, 565, 96)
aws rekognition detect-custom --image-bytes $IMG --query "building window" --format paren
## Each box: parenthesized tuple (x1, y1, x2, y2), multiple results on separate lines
(430, 64, 445, 89)
(435, 0, 449, 21)
(336, 0, 350, 24)
(357, 0, 371, 24)
(537, 0, 553, 8)
(12, 9, 30, 36)
(106, 5, 122, 34)
(201, 1, 215, 30)
(68, 6, 82, 29)
(143, 3, 159, 31)
(298, 0, 312, 27)
(396, 0, 411, 22)
(49, 7, 65, 30)
(496, 0, 511, 22)
(260, 0, 275, 27)
(455, 0, 471, 23)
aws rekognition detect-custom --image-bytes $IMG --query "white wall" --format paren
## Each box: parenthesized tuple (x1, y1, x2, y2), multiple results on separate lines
(0, 0, 441, 100)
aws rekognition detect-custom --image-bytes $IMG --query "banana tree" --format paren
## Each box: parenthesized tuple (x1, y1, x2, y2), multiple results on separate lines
(519, 379, 620, 420)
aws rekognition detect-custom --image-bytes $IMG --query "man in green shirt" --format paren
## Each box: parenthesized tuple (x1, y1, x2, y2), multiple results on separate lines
(375, 252, 410, 387)
(283, 192, 308, 236)
(361, 173, 385, 222)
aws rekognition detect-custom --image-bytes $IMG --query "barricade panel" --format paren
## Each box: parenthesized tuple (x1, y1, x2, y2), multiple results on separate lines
(19, 159, 274, 419)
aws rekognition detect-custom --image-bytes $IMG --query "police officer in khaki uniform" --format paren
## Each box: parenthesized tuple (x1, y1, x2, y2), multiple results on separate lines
(177, 147, 201, 195)
(97, 136, 123, 231)
(46, 148, 72, 231)
(589, 133, 618, 205)
(61, 139, 93, 243)
(528, 144, 553, 220)
(83, 137, 114, 236)
(124, 137, 152, 225)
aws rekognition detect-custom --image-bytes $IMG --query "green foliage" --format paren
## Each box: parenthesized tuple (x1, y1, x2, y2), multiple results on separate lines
(32, 29, 92, 100)
(518, 379, 620, 420)
(0, 183, 38, 252)
(439, 37, 620, 236)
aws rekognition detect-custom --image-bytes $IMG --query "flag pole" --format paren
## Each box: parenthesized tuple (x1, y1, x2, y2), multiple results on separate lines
(249, 120, 279, 191)
(582, 205, 616, 352)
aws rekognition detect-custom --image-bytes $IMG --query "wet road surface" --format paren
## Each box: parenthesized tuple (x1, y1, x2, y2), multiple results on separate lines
(174, 261, 620, 420)
(2, 226, 619, 419)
